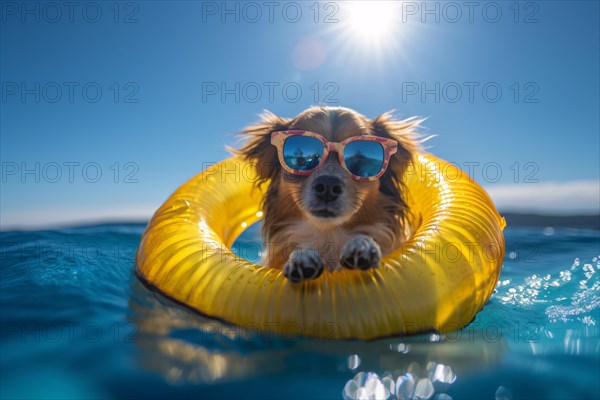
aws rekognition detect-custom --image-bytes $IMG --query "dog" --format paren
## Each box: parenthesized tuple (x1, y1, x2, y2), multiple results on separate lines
(230, 106, 422, 283)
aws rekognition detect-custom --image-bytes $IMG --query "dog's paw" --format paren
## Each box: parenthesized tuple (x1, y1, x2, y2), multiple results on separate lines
(283, 247, 325, 283)
(340, 235, 381, 270)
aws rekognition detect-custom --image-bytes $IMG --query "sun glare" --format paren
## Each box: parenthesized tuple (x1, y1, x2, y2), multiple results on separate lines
(316, 1, 412, 66)
(344, 1, 399, 45)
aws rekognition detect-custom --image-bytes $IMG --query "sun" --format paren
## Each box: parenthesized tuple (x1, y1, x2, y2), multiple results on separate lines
(317, 1, 413, 67)
(343, 1, 400, 46)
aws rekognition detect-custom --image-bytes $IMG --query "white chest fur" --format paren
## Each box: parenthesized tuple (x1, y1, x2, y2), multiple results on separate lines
(261, 220, 400, 271)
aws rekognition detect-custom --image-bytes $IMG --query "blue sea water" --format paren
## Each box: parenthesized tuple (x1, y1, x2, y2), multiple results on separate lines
(1, 223, 599, 400)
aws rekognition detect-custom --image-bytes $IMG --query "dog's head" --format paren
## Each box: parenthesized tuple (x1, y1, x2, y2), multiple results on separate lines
(231, 106, 422, 231)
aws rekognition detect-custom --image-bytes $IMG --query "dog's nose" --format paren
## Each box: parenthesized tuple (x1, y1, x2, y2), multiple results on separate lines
(312, 175, 344, 202)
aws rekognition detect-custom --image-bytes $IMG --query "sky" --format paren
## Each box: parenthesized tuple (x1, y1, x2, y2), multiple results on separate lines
(1, 1, 599, 229)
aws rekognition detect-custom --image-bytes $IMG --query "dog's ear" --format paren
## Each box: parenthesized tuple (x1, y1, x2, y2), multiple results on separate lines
(370, 111, 424, 223)
(228, 110, 291, 186)
(370, 112, 425, 238)
(370, 111, 423, 182)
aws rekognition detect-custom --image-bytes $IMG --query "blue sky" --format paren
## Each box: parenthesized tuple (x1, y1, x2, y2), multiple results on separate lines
(1, 1, 599, 229)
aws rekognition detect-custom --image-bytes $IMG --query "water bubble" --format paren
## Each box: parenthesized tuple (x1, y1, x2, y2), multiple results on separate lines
(381, 376, 395, 397)
(508, 251, 517, 260)
(495, 386, 513, 400)
(348, 372, 391, 400)
(348, 354, 361, 370)
(364, 374, 390, 400)
(546, 280, 600, 326)
(414, 378, 434, 399)
(581, 315, 596, 326)
(559, 271, 572, 282)
(171, 198, 190, 211)
(354, 371, 367, 387)
(395, 374, 415, 400)
(429, 333, 443, 342)
(426, 361, 437, 379)
(365, 372, 380, 382)
(432, 364, 457, 384)
(390, 343, 410, 353)
(356, 387, 368, 400)
(583, 264, 595, 279)
(543, 227, 554, 236)
(343, 379, 359, 400)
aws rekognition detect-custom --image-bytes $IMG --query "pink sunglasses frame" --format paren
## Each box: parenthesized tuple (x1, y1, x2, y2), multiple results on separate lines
(271, 130, 398, 181)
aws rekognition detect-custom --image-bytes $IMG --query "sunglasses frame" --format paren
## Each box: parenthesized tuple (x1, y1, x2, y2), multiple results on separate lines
(271, 130, 398, 181)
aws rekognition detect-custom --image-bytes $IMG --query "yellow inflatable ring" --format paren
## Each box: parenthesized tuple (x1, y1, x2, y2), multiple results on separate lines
(136, 154, 505, 340)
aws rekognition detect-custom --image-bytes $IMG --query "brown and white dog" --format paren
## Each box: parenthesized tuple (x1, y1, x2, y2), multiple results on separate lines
(231, 106, 422, 283)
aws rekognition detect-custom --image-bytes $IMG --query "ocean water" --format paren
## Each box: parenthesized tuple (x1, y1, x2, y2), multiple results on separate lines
(1, 223, 599, 400)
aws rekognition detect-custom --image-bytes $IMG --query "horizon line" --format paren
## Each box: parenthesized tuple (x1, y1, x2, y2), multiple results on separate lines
(2, 210, 599, 232)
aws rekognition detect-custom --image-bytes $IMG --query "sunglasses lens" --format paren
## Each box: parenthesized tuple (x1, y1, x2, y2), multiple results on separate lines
(344, 141, 385, 178)
(283, 136, 324, 171)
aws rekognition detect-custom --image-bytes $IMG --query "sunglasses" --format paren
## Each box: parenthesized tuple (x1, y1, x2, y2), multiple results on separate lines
(271, 130, 398, 181)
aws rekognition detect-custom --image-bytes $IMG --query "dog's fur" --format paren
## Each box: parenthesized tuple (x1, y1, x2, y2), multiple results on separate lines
(230, 106, 422, 282)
